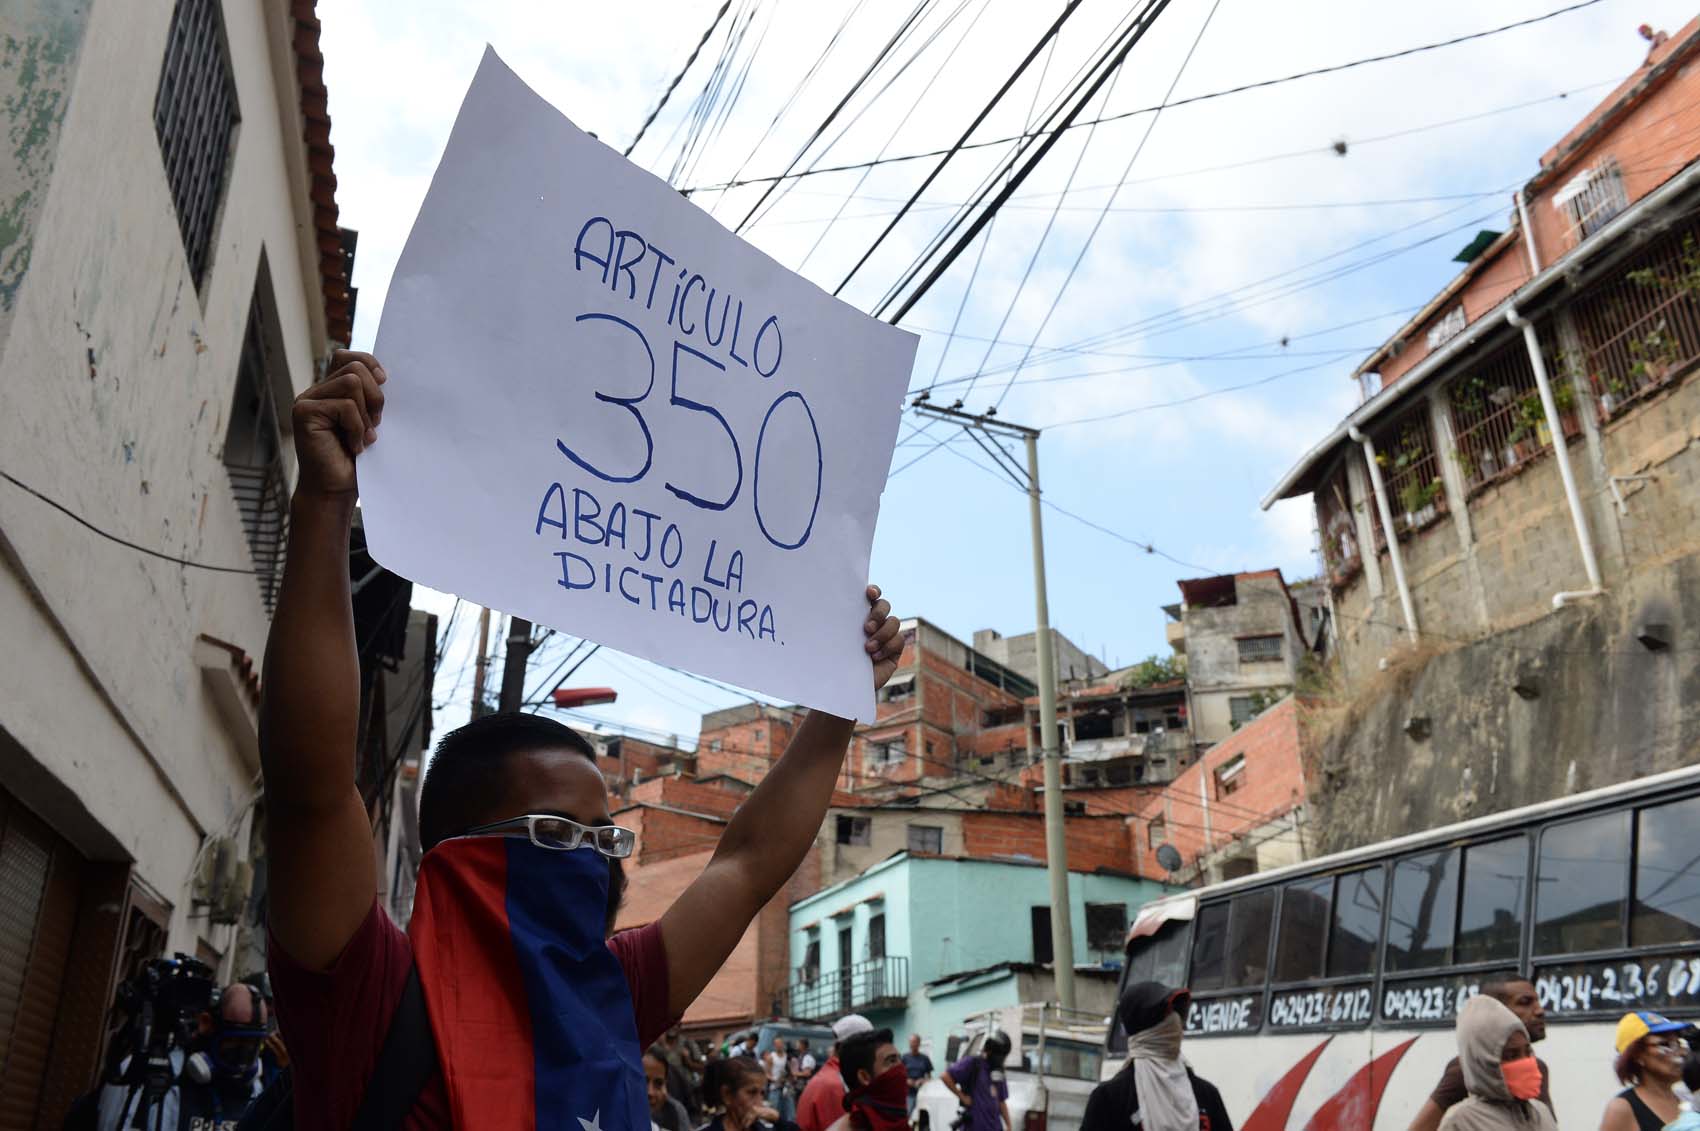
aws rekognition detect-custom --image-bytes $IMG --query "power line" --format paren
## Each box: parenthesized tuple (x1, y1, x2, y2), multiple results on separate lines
(624, 0, 736, 157)
(992, 0, 1222, 410)
(877, 1, 1173, 321)
(685, 4, 1611, 196)
(0, 468, 271, 575)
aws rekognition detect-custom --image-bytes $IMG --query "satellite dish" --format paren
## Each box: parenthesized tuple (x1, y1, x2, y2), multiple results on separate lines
(1155, 843, 1184, 873)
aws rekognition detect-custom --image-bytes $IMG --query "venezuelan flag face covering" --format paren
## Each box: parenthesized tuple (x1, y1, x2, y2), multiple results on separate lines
(409, 836, 649, 1131)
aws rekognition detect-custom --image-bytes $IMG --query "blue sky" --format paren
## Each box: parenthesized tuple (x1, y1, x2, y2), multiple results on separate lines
(318, 0, 1696, 748)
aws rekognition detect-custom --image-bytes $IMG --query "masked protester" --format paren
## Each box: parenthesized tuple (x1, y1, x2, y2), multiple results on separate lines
(1601, 1012, 1693, 1131)
(258, 352, 905, 1129)
(1082, 982, 1233, 1131)
(698, 1057, 799, 1131)
(1410, 978, 1554, 1131)
(941, 1031, 1013, 1131)
(825, 1030, 907, 1131)
(91, 983, 268, 1131)
(1436, 995, 1555, 1131)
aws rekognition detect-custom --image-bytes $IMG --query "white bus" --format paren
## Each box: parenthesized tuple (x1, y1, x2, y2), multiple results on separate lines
(1104, 765, 1700, 1131)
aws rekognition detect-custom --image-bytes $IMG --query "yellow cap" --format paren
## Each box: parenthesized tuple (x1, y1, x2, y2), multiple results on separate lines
(1616, 1011, 1687, 1053)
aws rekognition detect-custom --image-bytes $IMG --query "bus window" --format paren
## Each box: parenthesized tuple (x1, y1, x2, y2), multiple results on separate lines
(1386, 849, 1459, 970)
(1326, 867, 1384, 977)
(1190, 903, 1230, 991)
(1456, 835, 1528, 964)
(1632, 795, 1700, 946)
(1535, 810, 1630, 955)
(1189, 891, 1275, 991)
(1127, 917, 1191, 988)
(1273, 877, 1330, 983)
(1225, 888, 1276, 987)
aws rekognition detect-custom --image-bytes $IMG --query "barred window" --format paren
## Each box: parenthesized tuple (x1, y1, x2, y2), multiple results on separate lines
(1237, 635, 1283, 664)
(1373, 406, 1445, 535)
(1317, 463, 1361, 585)
(154, 0, 240, 288)
(1446, 330, 1576, 493)
(224, 271, 289, 612)
(1572, 221, 1700, 417)
(1557, 158, 1628, 245)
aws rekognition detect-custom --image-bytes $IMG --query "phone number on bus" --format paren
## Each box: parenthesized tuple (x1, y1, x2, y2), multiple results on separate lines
(1536, 954, 1700, 1015)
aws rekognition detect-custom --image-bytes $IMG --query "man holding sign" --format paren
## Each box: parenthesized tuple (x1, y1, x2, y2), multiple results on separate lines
(260, 47, 915, 1128)
(259, 351, 903, 1127)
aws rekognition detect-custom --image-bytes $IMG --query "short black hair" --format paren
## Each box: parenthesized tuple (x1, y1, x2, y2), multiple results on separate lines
(418, 711, 598, 850)
(839, 1028, 894, 1089)
(1481, 975, 1534, 1004)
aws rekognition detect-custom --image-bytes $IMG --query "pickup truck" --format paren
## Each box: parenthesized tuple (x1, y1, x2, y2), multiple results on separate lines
(916, 1005, 1109, 1131)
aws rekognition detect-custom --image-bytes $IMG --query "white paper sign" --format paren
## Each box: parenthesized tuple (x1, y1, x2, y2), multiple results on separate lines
(362, 49, 917, 723)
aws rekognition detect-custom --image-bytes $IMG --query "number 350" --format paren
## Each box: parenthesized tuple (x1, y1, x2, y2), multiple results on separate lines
(554, 312, 824, 551)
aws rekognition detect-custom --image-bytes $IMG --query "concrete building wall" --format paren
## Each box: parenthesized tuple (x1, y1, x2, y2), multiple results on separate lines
(1180, 573, 1300, 745)
(818, 807, 965, 886)
(0, 0, 325, 967)
(971, 627, 1109, 688)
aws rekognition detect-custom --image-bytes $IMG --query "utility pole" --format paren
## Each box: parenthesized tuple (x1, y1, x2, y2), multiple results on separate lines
(913, 401, 1076, 1009)
(472, 606, 493, 718)
(498, 616, 535, 713)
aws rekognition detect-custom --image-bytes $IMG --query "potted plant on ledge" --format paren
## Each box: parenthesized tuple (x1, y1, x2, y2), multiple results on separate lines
(1399, 478, 1443, 530)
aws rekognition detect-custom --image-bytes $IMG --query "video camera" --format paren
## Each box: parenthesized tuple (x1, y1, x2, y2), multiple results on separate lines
(109, 954, 219, 1114)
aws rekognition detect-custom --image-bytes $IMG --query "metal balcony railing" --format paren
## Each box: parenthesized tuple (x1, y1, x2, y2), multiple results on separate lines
(785, 956, 909, 1021)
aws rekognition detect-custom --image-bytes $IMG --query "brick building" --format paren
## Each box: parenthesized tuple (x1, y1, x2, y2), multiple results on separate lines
(1263, 19, 1700, 850)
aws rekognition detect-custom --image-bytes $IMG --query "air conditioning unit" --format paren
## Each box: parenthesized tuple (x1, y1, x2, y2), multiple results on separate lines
(194, 837, 255, 926)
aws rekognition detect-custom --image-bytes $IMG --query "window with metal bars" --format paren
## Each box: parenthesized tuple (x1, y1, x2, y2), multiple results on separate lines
(154, 0, 240, 289)
(1445, 330, 1578, 493)
(1372, 406, 1445, 535)
(1571, 220, 1700, 418)
(224, 276, 289, 612)
(1558, 157, 1628, 246)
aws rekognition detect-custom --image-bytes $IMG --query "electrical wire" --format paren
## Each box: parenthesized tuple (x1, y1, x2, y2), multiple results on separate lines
(624, 0, 737, 157)
(684, 2, 1612, 195)
(992, 0, 1222, 410)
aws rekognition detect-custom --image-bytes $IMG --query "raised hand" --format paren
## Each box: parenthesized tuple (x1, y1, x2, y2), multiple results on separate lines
(863, 585, 902, 689)
(291, 349, 386, 497)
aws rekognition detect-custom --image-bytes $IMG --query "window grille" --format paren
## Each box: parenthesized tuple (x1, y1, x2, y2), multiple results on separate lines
(906, 825, 942, 854)
(1557, 158, 1628, 246)
(1445, 329, 1576, 493)
(1373, 406, 1445, 535)
(224, 297, 288, 613)
(1571, 220, 1700, 417)
(1237, 635, 1283, 664)
(154, 0, 240, 288)
(1317, 464, 1361, 586)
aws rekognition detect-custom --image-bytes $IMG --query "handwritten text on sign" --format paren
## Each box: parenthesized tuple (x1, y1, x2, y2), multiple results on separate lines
(361, 50, 917, 722)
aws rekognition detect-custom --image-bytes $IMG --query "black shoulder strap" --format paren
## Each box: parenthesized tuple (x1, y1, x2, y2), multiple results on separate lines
(352, 962, 439, 1131)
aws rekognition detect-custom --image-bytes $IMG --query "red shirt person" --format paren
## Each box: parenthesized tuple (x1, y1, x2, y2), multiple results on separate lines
(798, 1016, 875, 1131)
(260, 351, 905, 1127)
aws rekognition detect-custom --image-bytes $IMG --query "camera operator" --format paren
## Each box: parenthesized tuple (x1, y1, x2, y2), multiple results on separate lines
(91, 981, 269, 1131)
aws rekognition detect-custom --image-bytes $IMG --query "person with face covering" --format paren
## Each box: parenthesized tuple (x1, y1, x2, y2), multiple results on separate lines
(258, 352, 905, 1128)
(825, 1030, 909, 1131)
(1081, 983, 1233, 1131)
(1601, 1012, 1693, 1131)
(1436, 995, 1556, 1131)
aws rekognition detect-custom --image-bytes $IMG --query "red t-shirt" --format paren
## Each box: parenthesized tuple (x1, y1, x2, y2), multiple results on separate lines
(270, 900, 673, 1129)
(797, 1057, 846, 1131)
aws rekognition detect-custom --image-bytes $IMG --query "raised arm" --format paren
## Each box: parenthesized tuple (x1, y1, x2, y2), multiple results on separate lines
(659, 590, 902, 1016)
(259, 351, 387, 970)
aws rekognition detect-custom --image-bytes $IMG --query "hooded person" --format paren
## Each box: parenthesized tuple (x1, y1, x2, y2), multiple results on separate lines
(1437, 995, 1556, 1131)
(1081, 982, 1233, 1131)
(942, 1031, 1013, 1131)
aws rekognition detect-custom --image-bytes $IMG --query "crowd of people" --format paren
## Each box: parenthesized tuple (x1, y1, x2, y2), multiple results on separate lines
(1081, 977, 1699, 1131)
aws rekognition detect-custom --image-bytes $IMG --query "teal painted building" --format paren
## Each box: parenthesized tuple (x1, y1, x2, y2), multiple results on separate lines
(786, 853, 1174, 1059)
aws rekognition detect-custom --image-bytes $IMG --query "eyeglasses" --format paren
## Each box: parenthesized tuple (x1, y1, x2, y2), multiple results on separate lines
(460, 814, 636, 858)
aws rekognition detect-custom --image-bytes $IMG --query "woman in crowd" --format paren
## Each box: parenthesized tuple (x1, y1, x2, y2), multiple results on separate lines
(1600, 1012, 1693, 1131)
(698, 1056, 800, 1131)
